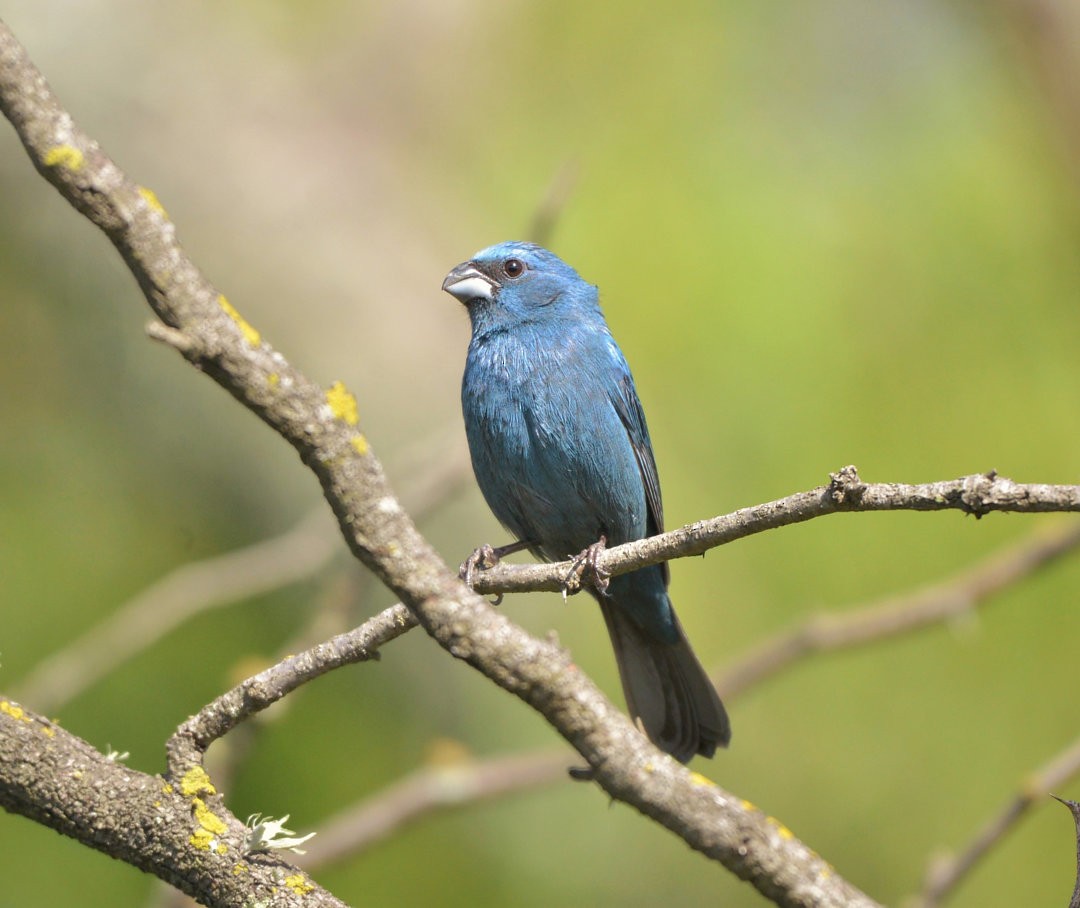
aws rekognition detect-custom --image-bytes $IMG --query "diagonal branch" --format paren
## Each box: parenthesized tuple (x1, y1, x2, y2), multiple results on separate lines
(14, 508, 338, 713)
(166, 603, 416, 765)
(14, 428, 471, 714)
(915, 734, 1080, 906)
(284, 521, 1080, 871)
(298, 749, 571, 869)
(716, 522, 1080, 699)
(278, 519, 1080, 870)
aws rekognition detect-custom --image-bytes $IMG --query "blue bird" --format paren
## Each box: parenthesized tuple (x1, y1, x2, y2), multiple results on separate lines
(443, 241, 730, 761)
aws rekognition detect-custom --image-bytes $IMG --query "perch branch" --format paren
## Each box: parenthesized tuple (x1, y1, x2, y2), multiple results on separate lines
(466, 467, 1080, 598)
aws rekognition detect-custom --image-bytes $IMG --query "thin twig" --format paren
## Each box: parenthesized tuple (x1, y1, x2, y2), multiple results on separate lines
(147, 439, 473, 908)
(1052, 795, 1080, 908)
(300, 749, 570, 869)
(915, 735, 1080, 906)
(166, 602, 417, 764)
(14, 427, 471, 714)
(717, 522, 1080, 700)
(15, 508, 336, 712)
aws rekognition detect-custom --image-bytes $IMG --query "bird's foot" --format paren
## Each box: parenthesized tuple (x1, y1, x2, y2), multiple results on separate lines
(459, 540, 531, 605)
(460, 543, 498, 589)
(562, 535, 610, 602)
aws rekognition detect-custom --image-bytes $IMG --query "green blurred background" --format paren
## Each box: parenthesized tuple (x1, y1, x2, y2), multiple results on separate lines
(4, 1, 1080, 905)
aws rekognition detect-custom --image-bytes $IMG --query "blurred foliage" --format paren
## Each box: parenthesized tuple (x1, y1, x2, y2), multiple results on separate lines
(3, 1, 1080, 906)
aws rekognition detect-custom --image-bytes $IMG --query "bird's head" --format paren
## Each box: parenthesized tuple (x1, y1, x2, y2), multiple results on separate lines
(442, 241, 598, 333)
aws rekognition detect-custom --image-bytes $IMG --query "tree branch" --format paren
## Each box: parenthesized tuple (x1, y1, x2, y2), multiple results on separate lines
(165, 603, 416, 771)
(716, 522, 1080, 699)
(915, 734, 1080, 906)
(0, 696, 344, 907)
(466, 467, 1080, 598)
(281, 520, 1080, 872)
(14, 508, 338, 713)
(299, 749, 571, 869)
(14, 426, 471, 714)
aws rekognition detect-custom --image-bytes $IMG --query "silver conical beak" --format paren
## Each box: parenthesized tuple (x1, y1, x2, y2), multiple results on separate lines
(442, 263, 495, 303)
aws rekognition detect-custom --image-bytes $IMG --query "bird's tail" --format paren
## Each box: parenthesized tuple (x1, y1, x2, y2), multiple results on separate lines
(598, 570, 730, 762)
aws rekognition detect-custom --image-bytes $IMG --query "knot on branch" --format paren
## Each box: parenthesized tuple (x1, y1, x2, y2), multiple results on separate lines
(959, 470, 1001, 518)
(828, 465, 864, 507)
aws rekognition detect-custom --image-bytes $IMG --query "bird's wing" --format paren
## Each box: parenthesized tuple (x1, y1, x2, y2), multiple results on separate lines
(609, 369, 669, 585)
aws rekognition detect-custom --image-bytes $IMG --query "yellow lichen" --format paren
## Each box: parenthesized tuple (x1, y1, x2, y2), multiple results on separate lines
(189, 829, 216, 851)
(162, 782, 174, 795)
(43, 145, 84, 171)
(233, 863, 249, 875)
(688, 771, 715, 787)
(192, 798, 228, 836)
(268, 372, 280, 388)
(218, 294, 261, 347)
(1, 701, 30, 722)
(740, 799, 757, 812)
(767, 816, 794, 840)
(350, 434, 369, 455)
(326, 381, 359, 425)
(40, 725, 56, 737)
(284, 874, 315, 896)
(179, 766, 217, 798)
(138, 185, 168, 217)
(189, 795, 228, 853)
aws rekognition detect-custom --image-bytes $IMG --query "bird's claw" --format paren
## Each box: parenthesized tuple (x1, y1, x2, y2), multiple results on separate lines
(460, 543, 499, 588)
(562, 536, 610, 602)
(459, 544, 504, 604)
(460, 540, 533, 604)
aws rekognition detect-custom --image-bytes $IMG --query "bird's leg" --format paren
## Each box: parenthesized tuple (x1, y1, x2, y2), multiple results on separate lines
(562, 534, 610, 601)
(459, 539, 531, 604)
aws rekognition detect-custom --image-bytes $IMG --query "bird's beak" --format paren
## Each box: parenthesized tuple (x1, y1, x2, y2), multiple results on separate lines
(442, 263, 495, 303)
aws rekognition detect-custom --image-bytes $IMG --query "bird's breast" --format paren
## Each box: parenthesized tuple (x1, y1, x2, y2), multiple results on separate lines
(461, 329, 646, 555)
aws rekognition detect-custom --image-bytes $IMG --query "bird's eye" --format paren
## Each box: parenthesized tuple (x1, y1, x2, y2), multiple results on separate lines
(502, 258, 525, 279)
